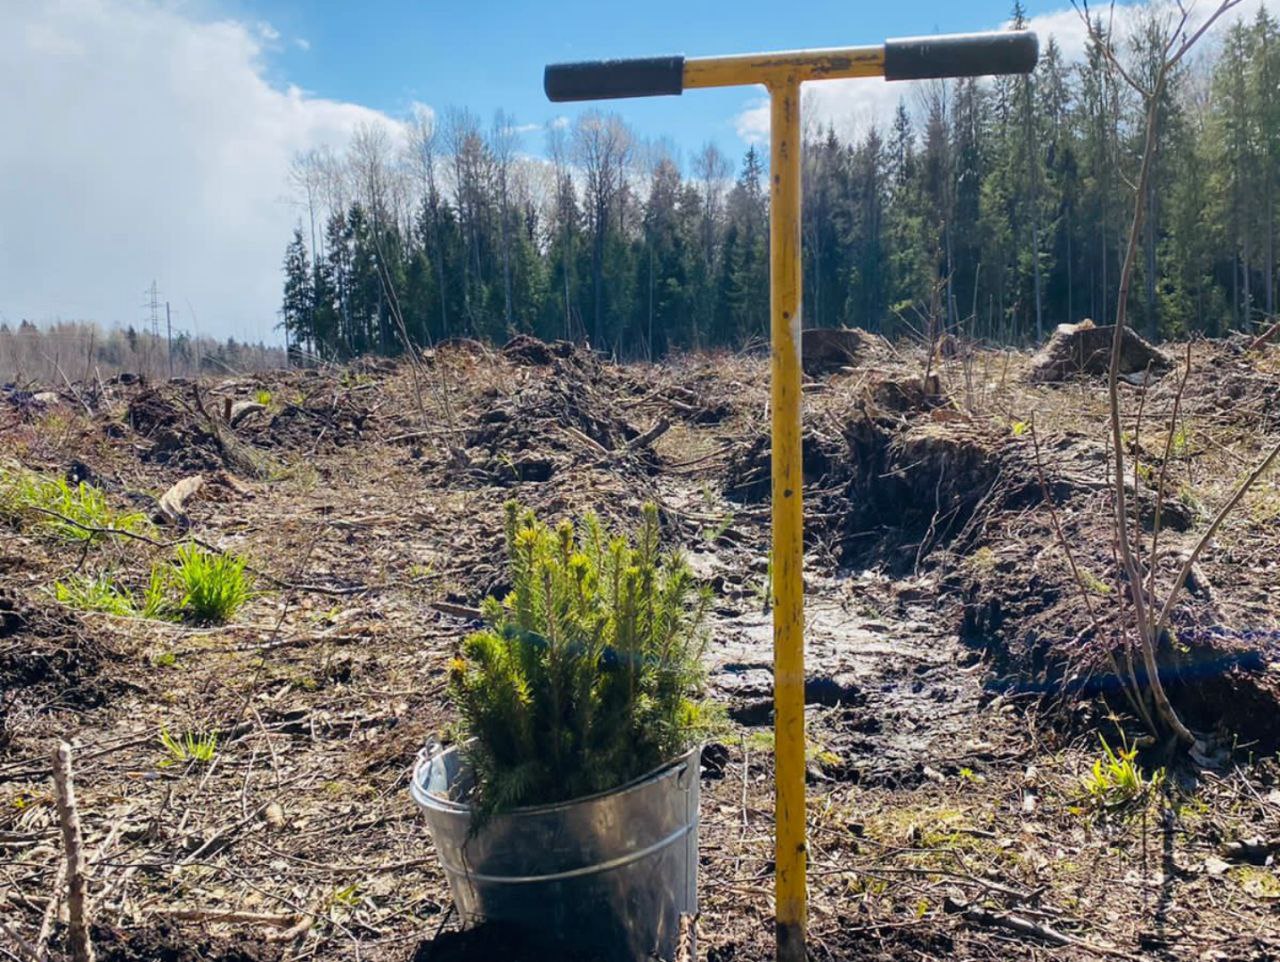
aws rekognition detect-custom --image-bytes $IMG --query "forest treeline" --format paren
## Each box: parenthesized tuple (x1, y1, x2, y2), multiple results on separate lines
(2, 320, 285, 382)
(280, 5, 1280, 360)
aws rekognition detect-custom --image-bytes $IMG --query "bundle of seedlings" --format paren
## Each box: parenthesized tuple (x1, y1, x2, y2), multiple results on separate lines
(448, 500, 717, 820)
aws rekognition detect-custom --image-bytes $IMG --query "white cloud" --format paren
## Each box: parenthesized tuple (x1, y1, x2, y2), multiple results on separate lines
(294, 37, 311, 52)
(733, 95, 770, 145)
(731, 0, 1267, 146)
(0, 0, 411, 341)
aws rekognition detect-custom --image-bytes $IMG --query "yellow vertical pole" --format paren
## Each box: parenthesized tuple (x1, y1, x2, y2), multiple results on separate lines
(769, 75, 806, 962)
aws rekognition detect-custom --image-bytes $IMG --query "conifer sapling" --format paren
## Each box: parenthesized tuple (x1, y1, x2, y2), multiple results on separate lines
(448, 502, 717, 823)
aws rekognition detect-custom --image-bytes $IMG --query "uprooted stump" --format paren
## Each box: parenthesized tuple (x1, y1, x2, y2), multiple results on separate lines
(1028, 320, 1172, 382)
(954, 433, 1280, 753)
(801, 327, 890, 376)
(723, 425, 845, 504)
(839, 422, 1003, 569)
(725, 373, 1003, 570)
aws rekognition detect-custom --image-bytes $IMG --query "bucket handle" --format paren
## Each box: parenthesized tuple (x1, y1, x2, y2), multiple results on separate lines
(412, 736, 446, 784)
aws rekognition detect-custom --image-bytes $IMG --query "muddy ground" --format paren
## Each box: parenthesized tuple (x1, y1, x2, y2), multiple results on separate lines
(2, 334, 1279, 961)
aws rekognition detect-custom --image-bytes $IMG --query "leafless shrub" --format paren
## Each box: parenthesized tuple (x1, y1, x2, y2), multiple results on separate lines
(1078, 0, 1280, 748)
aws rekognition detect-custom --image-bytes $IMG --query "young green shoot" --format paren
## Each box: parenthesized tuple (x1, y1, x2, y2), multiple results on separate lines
(159, 729, 218, 766)
(52, 575, 136, 617)
(1, 469, 147, 541)
(1079, 734, 1164, 814)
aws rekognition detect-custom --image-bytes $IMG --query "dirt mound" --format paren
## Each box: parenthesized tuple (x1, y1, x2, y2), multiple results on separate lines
(126, 388, 183, 434)
(726, 376, 1001, 570)
(1028, 320, 1172, 382)
(246, 395, 371, 452)
(459, 350, 653, 486)
(124, 378, 371, 473)
(723, 426, 845, 505)
(953, 428, 1280, 751)
(802, 327, 891, 376)
(0, 589, 122, 743)
(502, 334, 576, 366)
(126, 387, 225, 472)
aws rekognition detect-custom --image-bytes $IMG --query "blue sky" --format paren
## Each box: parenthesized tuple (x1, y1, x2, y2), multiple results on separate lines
(1, 0, 1250, 340)
(230, 0, 1062, 163)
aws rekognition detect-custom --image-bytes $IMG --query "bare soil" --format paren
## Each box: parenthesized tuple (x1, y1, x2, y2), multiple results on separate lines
(2, 335, 1279, 961)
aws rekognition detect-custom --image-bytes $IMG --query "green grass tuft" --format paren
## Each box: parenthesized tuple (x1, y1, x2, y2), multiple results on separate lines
(1080, 734, 1164, 813)
(158, 729, 218, 766)
(53, 575, 136, 616)
(1, 468, 147, 541)
(172, 544, 251, 623)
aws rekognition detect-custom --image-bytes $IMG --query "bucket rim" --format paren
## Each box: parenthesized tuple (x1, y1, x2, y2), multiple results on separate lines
(410, 742, 702, 817)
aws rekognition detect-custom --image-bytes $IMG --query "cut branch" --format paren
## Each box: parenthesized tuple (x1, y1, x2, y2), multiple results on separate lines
(52, 741, 95, 962)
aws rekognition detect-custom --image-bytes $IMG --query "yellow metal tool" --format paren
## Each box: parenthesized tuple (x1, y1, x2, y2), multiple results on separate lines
(545, 30, 1037, 960)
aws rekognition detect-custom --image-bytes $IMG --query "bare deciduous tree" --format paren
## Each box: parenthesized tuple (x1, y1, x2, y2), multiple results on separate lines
(408, 107, 450, 337)
(573, 111, 632, 349)
(1078, 0, 1266, 749)
(490, 110, 519, 329)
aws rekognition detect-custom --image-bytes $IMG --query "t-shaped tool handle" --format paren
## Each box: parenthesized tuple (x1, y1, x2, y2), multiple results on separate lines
(539, 28, 1037, 962)
(544, 30, 1038, 102)
(545, 55, 686, 102)
(883, 31, 1039, 80)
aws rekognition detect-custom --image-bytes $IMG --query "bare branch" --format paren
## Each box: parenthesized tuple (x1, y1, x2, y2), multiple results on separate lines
(1155, 439, 1280, 633)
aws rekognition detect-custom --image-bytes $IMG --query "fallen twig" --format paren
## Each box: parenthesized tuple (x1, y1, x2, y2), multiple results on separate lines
(148, 907, 302, 927)
(1247, 318, 1280, 352)
(946, 897, 1137, 959)
(0, 920, 41, 962)
(628, 417, 670, 450)
(432, 601, 483, 621)
(179, 802, 269, 865)
(563, 425, 610, 456)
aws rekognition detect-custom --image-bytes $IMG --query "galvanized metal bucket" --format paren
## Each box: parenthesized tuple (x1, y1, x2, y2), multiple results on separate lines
(410, 742, 700, 961)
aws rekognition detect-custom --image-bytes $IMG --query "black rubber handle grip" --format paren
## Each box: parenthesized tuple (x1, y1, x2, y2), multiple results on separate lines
(884, 30, 1038, 81)
(544, 55, 685, 102)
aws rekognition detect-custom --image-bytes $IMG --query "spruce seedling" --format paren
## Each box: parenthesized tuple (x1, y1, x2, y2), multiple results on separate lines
(449, 502, 717, 823)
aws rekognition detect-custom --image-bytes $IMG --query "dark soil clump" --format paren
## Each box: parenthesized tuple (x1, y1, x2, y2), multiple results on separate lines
(126, 386, 224, 472)
(801, 327, 890, 376)
(412, 922, 607, 962)
(502, 334, 576, 365)
(459, 349, 655, 486)
(725, 377, 1002, 570)
(0, 590, 123, 742)
(90, 923, 282, 962)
